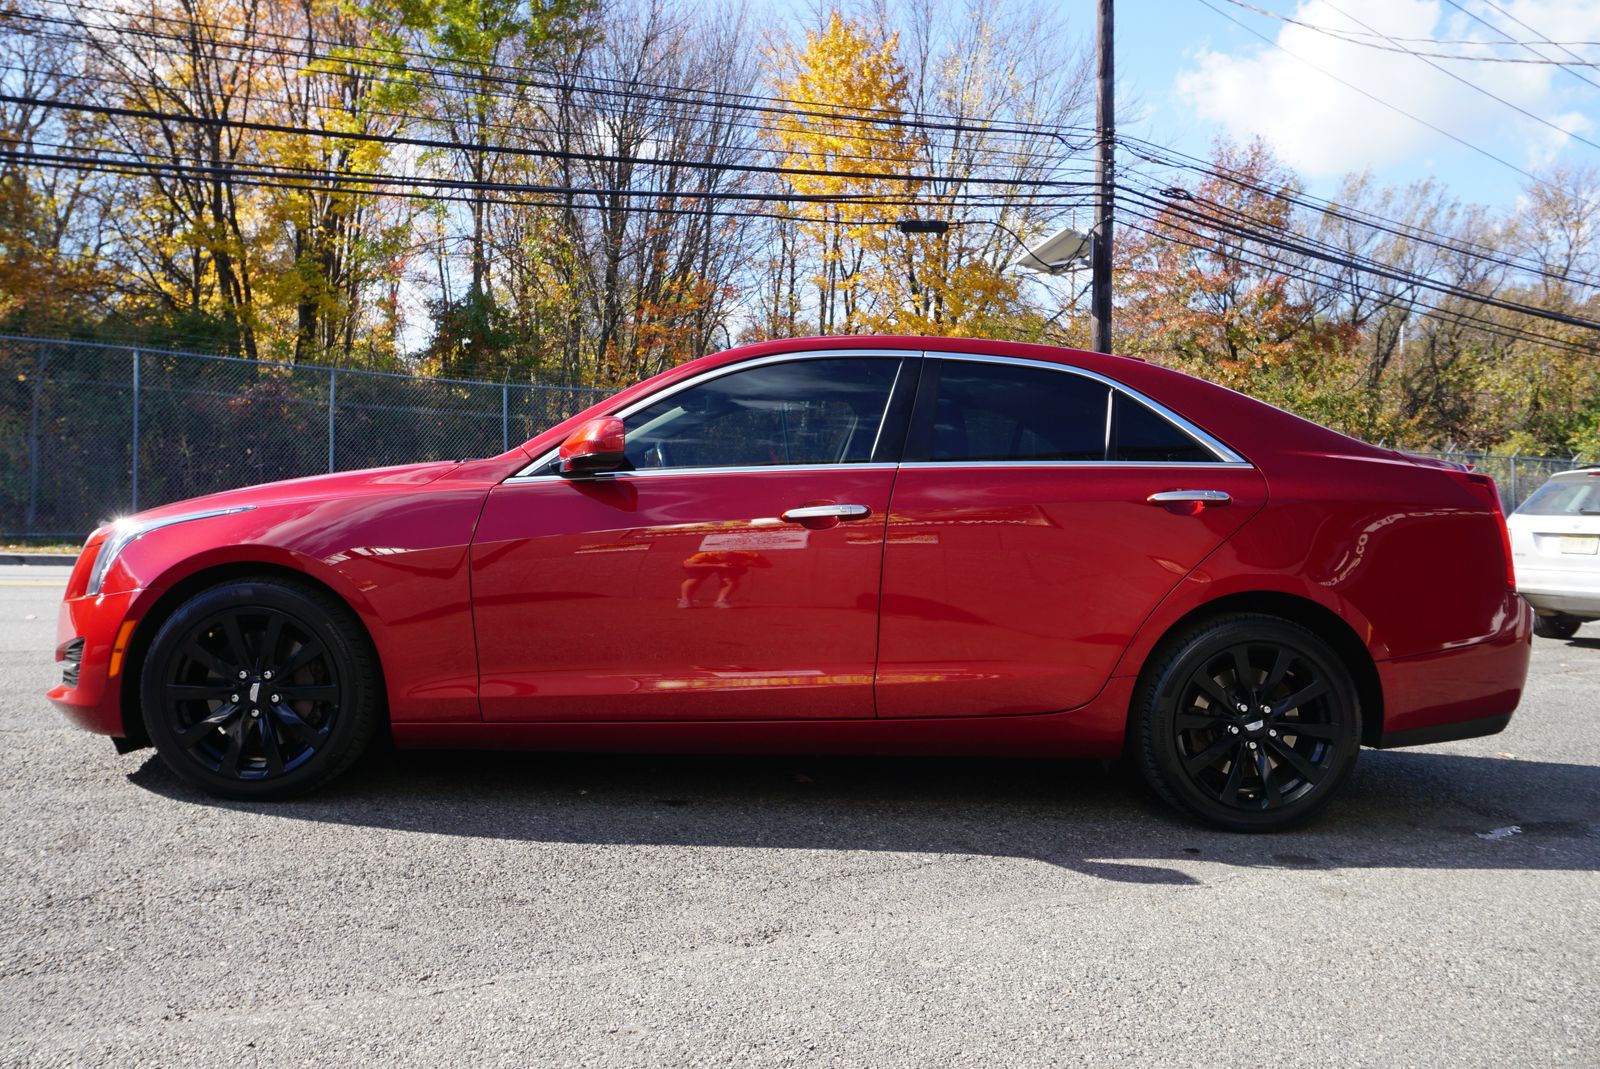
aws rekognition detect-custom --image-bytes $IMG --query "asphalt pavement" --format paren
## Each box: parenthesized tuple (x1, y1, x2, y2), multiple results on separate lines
(2, 564, 1597, 1067)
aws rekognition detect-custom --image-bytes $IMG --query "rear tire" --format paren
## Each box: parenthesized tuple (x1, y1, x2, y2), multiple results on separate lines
(1532, 614, 1582, 640)
(1133, 613, 1362, 833)
(140, 578, 381, 799)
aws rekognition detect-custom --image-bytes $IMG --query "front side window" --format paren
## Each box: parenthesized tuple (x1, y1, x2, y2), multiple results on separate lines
(621, 357, 901, 471)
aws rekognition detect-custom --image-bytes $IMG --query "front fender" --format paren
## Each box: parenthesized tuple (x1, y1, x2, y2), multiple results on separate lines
(106, 486, 490, 725)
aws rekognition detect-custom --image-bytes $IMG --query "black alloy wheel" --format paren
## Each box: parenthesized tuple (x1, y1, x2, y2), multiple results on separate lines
(141, 578, 380, 799)
(1134, 614, 1362, 832)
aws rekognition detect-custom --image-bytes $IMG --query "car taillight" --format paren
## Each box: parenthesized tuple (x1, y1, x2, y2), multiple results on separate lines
(1456, 472, 1515, 590)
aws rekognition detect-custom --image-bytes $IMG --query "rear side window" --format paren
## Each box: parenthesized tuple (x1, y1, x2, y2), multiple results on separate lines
(1110, 393, 1217, 463)
(908, 360, 1110, 462)
(1516, 477, 1600, 516)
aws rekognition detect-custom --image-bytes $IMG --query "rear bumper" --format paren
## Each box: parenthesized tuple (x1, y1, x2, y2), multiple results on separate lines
(45, 589, 140, 737)
(1376, 712, 1511, 749)
(1374, 590, 1531, 747)
(1517, 588, 1600, 618)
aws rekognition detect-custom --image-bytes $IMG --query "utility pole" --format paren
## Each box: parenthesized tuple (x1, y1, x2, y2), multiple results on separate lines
(1092, 0, 1115, 355)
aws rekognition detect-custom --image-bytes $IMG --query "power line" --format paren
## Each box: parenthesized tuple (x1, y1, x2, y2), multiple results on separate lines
(1316, 0, 1600, 154)
(1114, 205, 1600, 358)
(1445, 0, 1600, 92)
(3, 142, 1098, 213)
(1, 14, 1093, 173)
(1189, 0, 1573, 199)
(0, 53, 1094, 186)
(0, 90, 1103, 195)
(1118, 182, 1600, 334)
(6, 3, 1094, 149)
(1118, 135, 1600, 291)
(1214, 0, 1600, 65)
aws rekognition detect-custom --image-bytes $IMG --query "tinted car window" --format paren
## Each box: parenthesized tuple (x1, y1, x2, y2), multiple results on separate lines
(623, 357, 900, 470)
(909, 361, 1110, 462)
(1110, 392, 1217, 463)
(1515, 477, 1600, 516)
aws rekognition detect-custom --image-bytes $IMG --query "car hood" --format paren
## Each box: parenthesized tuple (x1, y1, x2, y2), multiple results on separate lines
(124, 461, 464, 525)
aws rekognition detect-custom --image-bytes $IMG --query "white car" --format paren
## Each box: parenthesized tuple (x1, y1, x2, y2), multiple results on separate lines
(1510, 468, 1600, 639)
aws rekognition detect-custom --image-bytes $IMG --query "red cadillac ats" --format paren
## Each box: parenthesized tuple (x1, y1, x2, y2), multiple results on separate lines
(47, 337, 1532, 830)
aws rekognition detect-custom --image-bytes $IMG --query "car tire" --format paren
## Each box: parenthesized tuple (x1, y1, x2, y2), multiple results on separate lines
(140, 577, 381, 799)
(1532, 614, 1582, 640)
(1133, 613, 1362, 833)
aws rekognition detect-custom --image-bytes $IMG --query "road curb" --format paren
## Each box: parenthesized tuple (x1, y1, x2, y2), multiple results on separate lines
(0, 554, 76, 566)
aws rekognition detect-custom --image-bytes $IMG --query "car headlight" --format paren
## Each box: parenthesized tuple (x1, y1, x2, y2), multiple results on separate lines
(86, 506, 255, 596)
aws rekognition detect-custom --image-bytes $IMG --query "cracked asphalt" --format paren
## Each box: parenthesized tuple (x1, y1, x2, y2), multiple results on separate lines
(2, 564, 1597, 1067)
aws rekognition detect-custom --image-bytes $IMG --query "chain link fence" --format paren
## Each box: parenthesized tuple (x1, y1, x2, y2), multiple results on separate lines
(1405, 450, 1589, 512)
(0, 335, 608, 538)
(2, 334, 1589, 539)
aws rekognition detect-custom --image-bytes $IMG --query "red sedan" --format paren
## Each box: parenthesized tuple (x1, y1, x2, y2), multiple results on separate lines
(47, 336, 1531, 831)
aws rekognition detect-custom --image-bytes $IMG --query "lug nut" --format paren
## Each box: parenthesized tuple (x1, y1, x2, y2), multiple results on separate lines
(237, 670, 248, 679)
(1260, 705, 1271, 715)
(1268, 729, 1278, 738)
(263, 670, 273, 680)
(1236, 704, 1248, 713)
(229, 693, 239, 703)
(250, 709, 260, 718)
(269, 694, 280, 703)
(1229, 726, 1240, 734)
(1248, 741, 1258, 750)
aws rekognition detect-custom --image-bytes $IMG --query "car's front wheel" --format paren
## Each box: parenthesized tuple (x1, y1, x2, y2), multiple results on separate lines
(140, 577, 381, 799)
(1532, 613, 1582, 640)
(1133, 614, 1362, 832)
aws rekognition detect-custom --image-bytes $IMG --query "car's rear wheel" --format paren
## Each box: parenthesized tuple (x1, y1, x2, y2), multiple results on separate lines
(1133, 614, 1362, 832)
(140, 578, 380, 799)
(1532, 613, 1582, 640)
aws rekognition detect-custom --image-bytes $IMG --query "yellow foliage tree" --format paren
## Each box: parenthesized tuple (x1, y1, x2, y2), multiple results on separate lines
(763, 11, 1025, 337)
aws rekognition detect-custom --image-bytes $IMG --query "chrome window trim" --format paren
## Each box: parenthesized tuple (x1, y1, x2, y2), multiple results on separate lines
(507, 346, 1251, 481)
(505, 462, 901, 484)
(928, 351, 1249, 466)
(896, 460, 1253, 471)
(512, 349, 911, 478)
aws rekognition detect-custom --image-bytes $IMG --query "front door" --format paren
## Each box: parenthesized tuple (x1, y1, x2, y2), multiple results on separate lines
(472, 354, 910, 722)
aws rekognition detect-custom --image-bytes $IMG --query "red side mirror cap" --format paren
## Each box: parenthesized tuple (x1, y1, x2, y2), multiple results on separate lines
(558, 417, 628, 476)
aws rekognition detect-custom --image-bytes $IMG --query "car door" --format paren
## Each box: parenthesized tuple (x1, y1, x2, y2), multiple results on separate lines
(875, 353, 1268, 718)
(471, 352, 913, 722)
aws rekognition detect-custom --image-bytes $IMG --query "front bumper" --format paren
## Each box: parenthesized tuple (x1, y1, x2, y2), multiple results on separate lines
(46, 587, 141, 737)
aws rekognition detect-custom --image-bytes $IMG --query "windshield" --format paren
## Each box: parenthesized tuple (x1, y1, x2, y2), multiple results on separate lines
(1515, 476, 1600, 516)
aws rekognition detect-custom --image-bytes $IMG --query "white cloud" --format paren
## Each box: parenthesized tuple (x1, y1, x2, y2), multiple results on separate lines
(1175, 0, 1600, 178)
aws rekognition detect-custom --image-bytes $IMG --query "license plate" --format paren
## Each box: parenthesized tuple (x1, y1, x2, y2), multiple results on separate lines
(1560, 535, 1599, 555)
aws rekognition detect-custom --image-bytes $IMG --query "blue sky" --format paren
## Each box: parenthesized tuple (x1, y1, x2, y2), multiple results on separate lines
(1098, 0, 1600, 210)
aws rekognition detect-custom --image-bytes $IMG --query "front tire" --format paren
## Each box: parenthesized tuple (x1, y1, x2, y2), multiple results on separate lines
(1133, 614, 1362, 832)
(1532, 614, 1582, 640)
(140, 577, 380, 799)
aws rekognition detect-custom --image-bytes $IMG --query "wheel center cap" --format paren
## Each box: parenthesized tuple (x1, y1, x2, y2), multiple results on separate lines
(248, 681, 261, 704)
(1243, 718, 1265, 734)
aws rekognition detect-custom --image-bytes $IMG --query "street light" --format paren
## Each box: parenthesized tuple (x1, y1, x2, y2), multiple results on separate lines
(1009, 225, 1091, 275)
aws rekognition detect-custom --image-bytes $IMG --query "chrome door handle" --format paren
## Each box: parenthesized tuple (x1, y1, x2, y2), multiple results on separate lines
(780, 504, 872, 523)
(1147, 490, 1232, 506)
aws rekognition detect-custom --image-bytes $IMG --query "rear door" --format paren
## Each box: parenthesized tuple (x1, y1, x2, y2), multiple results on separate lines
(875, 354, 1267, 718)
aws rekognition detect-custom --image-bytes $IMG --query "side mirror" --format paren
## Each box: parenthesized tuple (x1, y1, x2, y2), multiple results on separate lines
(558, 417, 628, 477)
